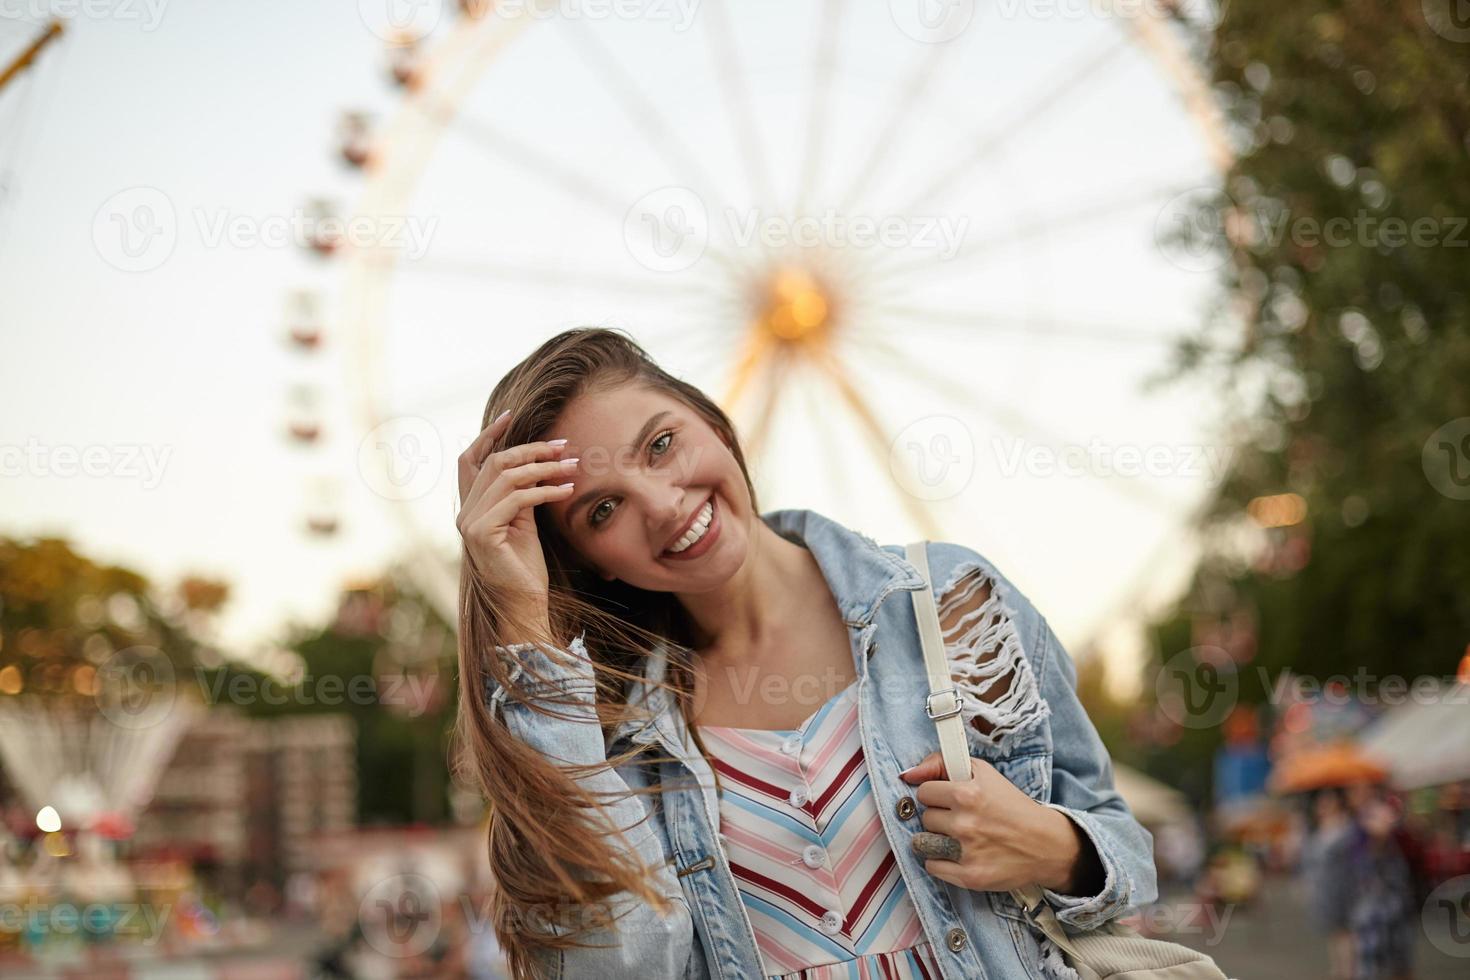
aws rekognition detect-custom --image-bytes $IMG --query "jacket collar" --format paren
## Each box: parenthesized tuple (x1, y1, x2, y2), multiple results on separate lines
(609, 507, 925, 748)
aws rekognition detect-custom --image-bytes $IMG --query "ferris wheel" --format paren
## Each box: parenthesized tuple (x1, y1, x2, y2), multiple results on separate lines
(287, 0, 1238, 642)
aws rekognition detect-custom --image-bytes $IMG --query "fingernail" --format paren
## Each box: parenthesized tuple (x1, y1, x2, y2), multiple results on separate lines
(560, 457, 579, 468)
(557, 482, 574, 489)
(494, 409, 510, 423)
(548, 438, 568, 447)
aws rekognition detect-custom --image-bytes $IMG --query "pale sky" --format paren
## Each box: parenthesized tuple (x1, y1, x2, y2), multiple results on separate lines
(1, 1, 1232, 687)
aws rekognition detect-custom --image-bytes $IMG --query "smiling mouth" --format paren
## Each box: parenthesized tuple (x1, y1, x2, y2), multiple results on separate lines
(663, 497, 714, 555)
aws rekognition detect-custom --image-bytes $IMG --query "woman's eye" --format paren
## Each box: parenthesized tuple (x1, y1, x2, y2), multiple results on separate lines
(585, 429, 676, 528)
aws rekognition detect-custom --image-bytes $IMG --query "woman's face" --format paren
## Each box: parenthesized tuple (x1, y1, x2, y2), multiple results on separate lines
(541, 382, 753, 593)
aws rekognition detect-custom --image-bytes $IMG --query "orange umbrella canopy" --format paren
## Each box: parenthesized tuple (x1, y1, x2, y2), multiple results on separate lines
(1268, 742, 1388, 795)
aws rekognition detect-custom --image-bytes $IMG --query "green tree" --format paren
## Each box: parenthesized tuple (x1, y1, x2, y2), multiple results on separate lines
(1143, 1, 1470, 768)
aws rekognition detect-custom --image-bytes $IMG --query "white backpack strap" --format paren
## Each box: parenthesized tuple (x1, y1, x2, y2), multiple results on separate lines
(904, 541, 973, 785)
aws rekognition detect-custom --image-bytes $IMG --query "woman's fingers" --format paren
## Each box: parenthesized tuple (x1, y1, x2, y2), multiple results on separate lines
(473, 483, 577, 535)
(458, 409, 514, 500)
(460, 452, 576, 516)
(458, 439, 568, 513)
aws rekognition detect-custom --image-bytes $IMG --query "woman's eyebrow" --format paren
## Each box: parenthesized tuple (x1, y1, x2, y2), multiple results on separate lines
(560, 410, 672, 526)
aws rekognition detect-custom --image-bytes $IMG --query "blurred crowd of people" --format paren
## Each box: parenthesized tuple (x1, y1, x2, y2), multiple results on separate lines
(1299, 785, 1469, 980)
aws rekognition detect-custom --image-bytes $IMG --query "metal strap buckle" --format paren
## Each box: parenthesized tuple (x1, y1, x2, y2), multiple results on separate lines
(925, 687, 963, 720)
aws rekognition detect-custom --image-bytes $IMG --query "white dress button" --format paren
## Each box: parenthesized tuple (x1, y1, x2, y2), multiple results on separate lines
(819, 909, 843, 935)
(788, 787, 808, 807)
(801, 845, 824, 869)
(780, 735, 801, 755)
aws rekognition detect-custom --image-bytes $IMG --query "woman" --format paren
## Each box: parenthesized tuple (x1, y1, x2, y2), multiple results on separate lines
(1349, 796, 1416, 980)
(1300, 789, 1357, 980)
(453, 328, 1157, 980)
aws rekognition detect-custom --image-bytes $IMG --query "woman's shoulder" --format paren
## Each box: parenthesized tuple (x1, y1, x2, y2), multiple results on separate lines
(879, 537, 1052, 666)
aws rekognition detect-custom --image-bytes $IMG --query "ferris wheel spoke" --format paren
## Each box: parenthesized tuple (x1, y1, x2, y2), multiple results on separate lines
(836, 38, 953, 215)
(426, 101, 634, 217)
(738, 352, 792, 461)
(868, 179, 1198, 287)
(897, 34, 1133, 216)
(861, 305, 1197, 347)
(847, 329, 1196, 515)
(794, 0, 847, 216)
(423, 95, 753, 277)
(405, 254, 730, 297)
(558, 22, 752, 233)
(703, 0, 780, 210)
(806, 344, 945, 538)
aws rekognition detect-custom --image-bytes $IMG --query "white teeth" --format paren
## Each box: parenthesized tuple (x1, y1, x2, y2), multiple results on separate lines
(667, 500, 714, 554)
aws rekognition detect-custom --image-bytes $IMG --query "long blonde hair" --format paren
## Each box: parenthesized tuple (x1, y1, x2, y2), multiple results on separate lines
(452, 327, 755, 977)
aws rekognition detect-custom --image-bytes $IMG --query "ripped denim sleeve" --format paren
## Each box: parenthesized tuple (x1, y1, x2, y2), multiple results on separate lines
(936, 566, 1050, 747)
(936, 568, 1075, 979)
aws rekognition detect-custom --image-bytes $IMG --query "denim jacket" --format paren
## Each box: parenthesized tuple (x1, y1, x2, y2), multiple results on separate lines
(487, 507, 1158, 979)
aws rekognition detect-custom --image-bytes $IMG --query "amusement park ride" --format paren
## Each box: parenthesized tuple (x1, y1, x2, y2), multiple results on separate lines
(282, 0, 1240, 630)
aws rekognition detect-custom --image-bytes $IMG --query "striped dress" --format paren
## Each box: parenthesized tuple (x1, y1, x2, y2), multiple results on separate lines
(699, 678, 944, 979)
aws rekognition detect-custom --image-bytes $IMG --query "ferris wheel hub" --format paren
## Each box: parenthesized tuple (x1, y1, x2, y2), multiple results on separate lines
(755, 265, 834, 344)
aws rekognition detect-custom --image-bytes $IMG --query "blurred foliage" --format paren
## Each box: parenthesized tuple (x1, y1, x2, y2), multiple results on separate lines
(0, 535, 224, 702)
(261, 569, 459, 827)
(1141, 1, 1470, 783)
(0, 536, 460, 828)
